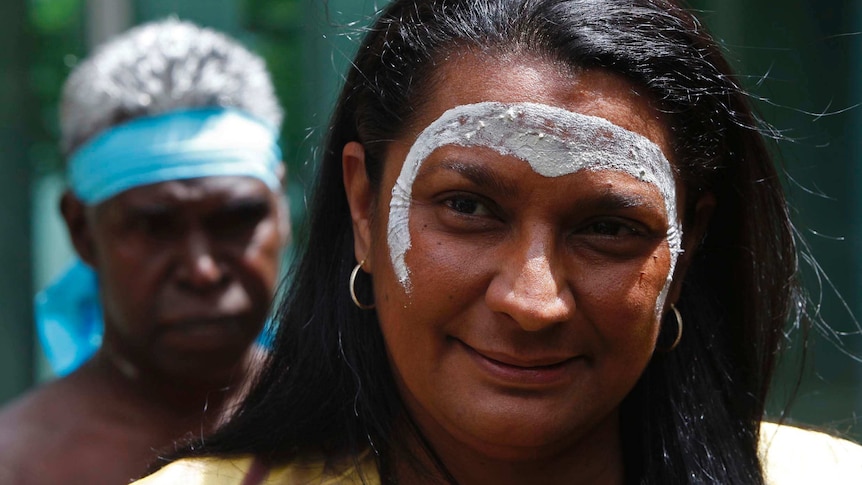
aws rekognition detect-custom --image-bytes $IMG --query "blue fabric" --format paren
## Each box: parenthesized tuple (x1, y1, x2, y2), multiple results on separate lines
(34, 260, 103, 376)
(68, 107, 282, 205)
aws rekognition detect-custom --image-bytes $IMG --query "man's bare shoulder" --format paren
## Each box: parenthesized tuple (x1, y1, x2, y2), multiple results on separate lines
(0, 376, 82, 446)
(0, 358, 249, 484)
(0, 372, 118, 484)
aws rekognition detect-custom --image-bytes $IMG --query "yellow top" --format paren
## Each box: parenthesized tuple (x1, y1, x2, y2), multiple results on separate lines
(759, 422, 862, 484)
(134, 424, 862, 484)
(133, 451, 378, 485)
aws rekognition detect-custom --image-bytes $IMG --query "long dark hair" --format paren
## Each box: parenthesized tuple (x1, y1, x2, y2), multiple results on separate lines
(171, 1, 801, 483)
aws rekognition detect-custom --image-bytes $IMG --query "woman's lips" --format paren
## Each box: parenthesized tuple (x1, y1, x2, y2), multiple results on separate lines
(457, 340, 580, 387)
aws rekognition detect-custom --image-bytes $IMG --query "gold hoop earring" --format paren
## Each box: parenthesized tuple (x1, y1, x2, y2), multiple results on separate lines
(658, 303, 683, 352)
(349, 259, 375, 310)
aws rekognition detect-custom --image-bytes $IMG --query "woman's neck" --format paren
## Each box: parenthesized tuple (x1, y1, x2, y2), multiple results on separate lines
(392, 411, 625, 485)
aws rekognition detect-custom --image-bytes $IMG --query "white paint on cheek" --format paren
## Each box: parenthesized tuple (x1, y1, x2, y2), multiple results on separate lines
(388, 102, 681, 316)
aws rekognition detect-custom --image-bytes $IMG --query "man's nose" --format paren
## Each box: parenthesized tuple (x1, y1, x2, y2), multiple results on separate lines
(176, 230, 225, 289)
(485, 232, 575, 331)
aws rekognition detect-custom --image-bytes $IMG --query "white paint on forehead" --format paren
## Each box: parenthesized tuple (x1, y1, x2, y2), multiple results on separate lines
(387, 101, 681, 313)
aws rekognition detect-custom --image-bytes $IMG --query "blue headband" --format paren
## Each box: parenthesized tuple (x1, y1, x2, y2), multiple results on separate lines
(68, 107, 282, 204)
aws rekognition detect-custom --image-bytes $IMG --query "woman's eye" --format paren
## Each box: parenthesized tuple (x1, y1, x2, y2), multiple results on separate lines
(570, 218, 659, 259)
(583, 220, 642, 237)
(444, 197, 491, 217)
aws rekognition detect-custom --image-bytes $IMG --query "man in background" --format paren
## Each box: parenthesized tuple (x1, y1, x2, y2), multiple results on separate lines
(0, 19, 289, 485)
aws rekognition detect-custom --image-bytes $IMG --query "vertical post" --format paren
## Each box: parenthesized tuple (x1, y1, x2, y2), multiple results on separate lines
(0, 0, 35, 404)
(134, 0, 241, 33)
(86, 0, 133, 48)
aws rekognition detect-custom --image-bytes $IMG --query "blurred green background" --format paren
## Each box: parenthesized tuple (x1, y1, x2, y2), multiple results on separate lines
(0, 0, 860, 440)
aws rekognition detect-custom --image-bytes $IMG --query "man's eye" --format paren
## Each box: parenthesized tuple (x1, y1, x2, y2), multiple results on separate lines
(207, 202, 271, 240)
(132, 214, 181, 240)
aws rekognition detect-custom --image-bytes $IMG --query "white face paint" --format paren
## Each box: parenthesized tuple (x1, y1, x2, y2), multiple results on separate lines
(387, 101, 681, 314)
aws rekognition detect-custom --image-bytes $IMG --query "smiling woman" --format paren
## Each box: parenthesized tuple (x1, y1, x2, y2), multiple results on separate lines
(341, 67, 689, 475)
(131, 1, 862, 484)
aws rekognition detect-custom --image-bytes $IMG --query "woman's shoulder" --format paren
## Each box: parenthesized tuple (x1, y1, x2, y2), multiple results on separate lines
(132, 451, 379, 485)
(131, 456, 256, 485)
(760, 421, 862, 484)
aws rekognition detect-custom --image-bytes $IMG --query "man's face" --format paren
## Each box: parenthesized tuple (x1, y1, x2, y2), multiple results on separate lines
(78, 175, 287, 381)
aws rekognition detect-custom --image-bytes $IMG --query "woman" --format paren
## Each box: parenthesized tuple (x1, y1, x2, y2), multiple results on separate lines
(135, 0, 862, 483)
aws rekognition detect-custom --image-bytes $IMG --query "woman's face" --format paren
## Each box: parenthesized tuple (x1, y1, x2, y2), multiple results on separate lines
(344, 53, 696, 463)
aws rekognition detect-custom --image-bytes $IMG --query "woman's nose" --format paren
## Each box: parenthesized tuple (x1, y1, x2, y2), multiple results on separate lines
(485, 236, 575, 331)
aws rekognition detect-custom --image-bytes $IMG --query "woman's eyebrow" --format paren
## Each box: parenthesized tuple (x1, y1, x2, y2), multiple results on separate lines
(426, 158, 521, 196)
(425, 159, 664, 210)
(587, 190, 663, 212)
